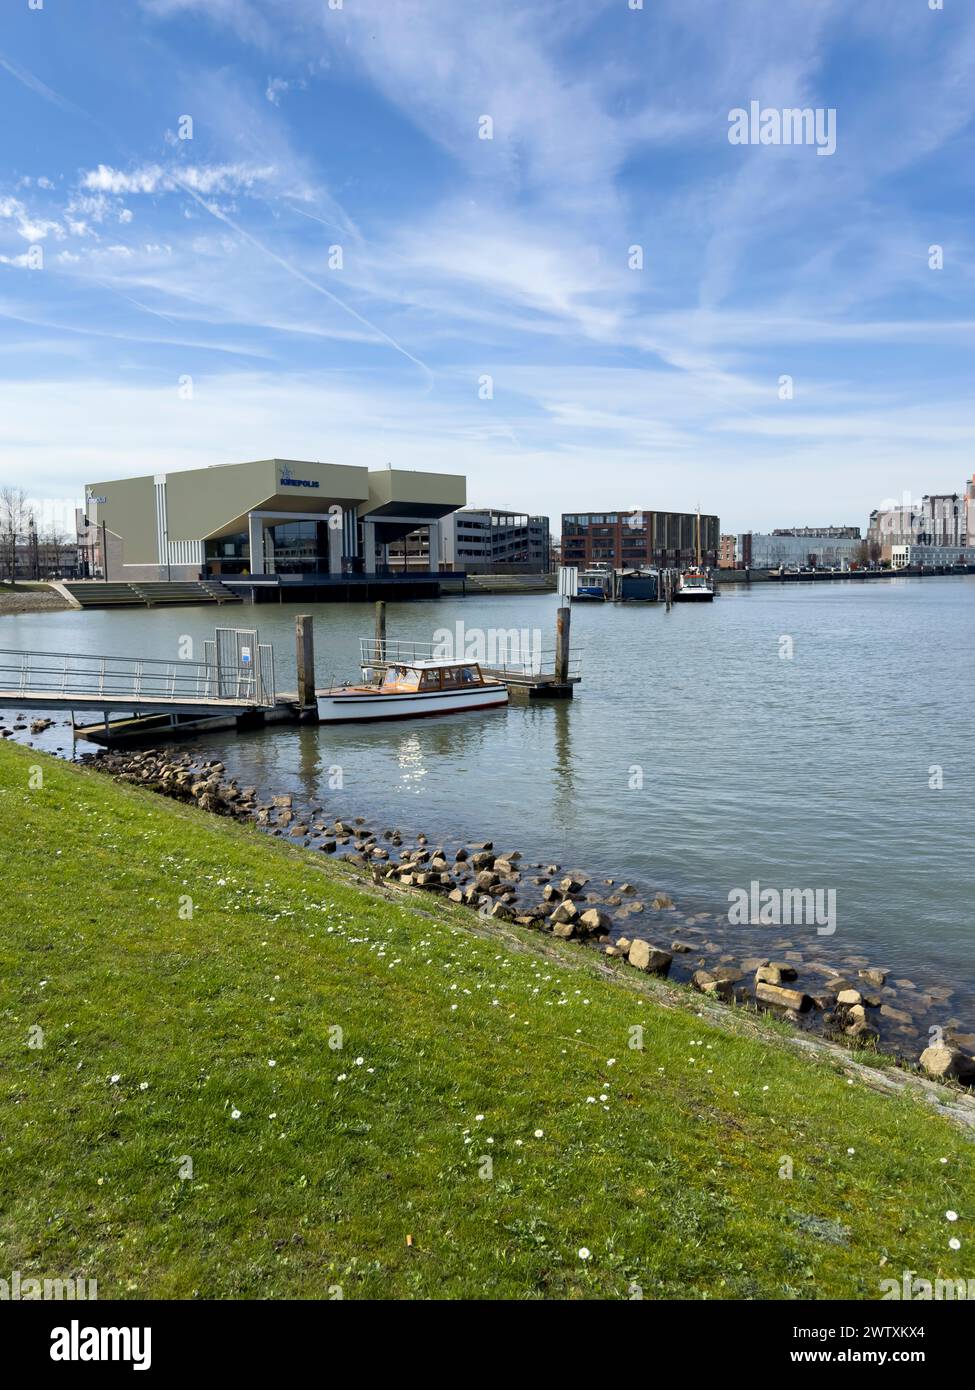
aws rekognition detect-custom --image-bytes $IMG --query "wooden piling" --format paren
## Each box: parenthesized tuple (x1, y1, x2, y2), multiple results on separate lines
(295, 613, 318, 721)
(375, 600, 387, 661)
(555, 605, 571, 685)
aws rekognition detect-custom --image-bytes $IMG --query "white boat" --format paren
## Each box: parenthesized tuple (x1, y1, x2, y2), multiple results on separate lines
(317, 657, 508, 724)
(674, 507, 715, 602)
(674, 567, 714, 602)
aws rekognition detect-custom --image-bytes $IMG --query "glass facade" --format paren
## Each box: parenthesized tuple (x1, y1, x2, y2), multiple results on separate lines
(205, 520, 331, 576)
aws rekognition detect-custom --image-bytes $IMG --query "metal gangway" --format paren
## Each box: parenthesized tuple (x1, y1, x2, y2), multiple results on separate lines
(358, 636, 581, 689)
(0, 627, 276, 718)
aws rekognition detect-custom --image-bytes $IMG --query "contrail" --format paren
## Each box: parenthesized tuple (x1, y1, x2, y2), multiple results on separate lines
(172, 174, 433, 386)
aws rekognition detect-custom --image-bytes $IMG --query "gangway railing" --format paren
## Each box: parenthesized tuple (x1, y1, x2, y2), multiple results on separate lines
(0, 646, 276, 708)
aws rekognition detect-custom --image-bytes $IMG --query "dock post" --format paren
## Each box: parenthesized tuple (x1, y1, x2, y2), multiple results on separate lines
(295, 613, 318, 723)
(375, 600, 386, 663)
(555, 604, 571, 685)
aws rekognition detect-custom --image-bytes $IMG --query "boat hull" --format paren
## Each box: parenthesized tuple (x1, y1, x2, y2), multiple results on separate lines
(673, 590, 714, 602)
(316, 684, 509, 723)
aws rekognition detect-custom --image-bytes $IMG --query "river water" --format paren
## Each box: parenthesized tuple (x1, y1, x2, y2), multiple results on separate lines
(4, 576, 974, 1035)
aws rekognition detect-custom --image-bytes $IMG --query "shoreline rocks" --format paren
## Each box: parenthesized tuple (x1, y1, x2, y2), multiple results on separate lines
(77, 743, 975, 1088)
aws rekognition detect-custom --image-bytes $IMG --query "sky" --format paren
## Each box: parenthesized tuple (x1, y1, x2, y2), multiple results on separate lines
(0, 0, 973, 536)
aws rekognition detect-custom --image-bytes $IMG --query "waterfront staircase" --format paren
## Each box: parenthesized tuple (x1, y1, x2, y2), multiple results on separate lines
(464, 573, 557, 595)
(60, 580, 242, 609)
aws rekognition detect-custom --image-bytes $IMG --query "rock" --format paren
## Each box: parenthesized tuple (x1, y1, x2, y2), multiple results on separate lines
(925, 985, 955, 1002)
(559, 874, 587, 895)
(454, 848, 468, 862)
(845, 1019, 879, 1042)
(447, 888, 465, 903)
(741, 957, 770, 972)
(627, 940, 672, 976)
(879, 1003, 913, 1025)
(671, 940, 694, 953)
(551, 900, 580, 926)
(579, 908, 611, 934)
(475, 871, 499, 890)
(471, 851, 495, 870)
(273, 795, 293, 808)
(552, 920, 577, 939)
(651, 893, 674, 910)
(618, 883, 635, 895)
(755, 962, 798, 985)
(755, 981, 812, 1012)
(836, 989, 862, 1006)
(489, 901, 514, 921)
(616, 937, 632, 955)
(692, 970, 733, 999)
(858, 968, 887, 988)
(919, 1044, 975, 1082)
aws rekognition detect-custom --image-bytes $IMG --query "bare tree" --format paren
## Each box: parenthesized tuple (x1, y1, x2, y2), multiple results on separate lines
(42, 525, 71, 577)
(0, 487, 34, 585)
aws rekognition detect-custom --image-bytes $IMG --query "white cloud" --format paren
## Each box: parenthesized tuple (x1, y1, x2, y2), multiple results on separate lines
(80, 162, 278, 196)
(265, 76, 304, 105)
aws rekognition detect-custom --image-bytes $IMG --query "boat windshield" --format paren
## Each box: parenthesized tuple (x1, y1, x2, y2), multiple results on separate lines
(381, 665, 420, 692)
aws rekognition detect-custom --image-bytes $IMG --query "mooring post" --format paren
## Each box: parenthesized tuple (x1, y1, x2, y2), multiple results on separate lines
(295, 613, 318, 722)
(555, 604, 571, 686)
(375, 600, 386, 663)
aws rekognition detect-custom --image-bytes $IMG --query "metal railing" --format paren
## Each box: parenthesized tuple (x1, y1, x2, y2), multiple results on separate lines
(0, 646, 276, 707)
(358, 637, 581, 682)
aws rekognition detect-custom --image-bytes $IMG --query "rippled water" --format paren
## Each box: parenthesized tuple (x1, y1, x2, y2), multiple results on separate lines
(5, 576, 974, 1005)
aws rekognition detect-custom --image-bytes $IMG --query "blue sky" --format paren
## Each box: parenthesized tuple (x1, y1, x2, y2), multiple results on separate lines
(1, 0, 973, 534)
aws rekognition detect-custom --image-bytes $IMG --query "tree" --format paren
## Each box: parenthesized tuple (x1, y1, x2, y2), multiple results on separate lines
(0, 487, 34, 585)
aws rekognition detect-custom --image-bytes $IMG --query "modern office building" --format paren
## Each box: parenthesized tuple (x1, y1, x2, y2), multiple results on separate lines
(738, 532, 862, 569)
(439, 508, 550, 573)
(890, 544, 974, 569)
(82, 459, 466, 586)
(561, 510, 719, 569)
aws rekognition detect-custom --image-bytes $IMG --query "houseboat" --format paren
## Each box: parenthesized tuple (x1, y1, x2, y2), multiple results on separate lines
(571, 568, 609, 602)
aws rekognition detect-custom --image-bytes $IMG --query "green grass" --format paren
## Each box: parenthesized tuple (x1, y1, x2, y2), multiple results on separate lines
(1, 738, 972, 1300)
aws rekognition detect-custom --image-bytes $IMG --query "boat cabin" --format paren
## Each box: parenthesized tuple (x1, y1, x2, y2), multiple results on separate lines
(378, 659, 489, 692)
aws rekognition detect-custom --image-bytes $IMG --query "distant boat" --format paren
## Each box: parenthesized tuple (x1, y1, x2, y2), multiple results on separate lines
(674, 508, 715, 603)
(674, 567, 714, 602)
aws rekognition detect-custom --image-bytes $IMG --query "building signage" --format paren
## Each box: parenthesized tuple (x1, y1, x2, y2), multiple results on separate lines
(279, 465, 319, 490)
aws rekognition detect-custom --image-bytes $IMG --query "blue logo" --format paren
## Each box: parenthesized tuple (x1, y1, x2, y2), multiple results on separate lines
(279, 464, 319, 489)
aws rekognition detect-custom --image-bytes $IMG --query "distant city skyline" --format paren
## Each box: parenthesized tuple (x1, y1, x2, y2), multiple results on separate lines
(1, 1, 974, 533)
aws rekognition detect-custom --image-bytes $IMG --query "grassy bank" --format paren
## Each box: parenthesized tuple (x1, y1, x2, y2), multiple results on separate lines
(1, 739, 972, 1299)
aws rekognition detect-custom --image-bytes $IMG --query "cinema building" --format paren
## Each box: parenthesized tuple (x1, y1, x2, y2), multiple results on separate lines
(83, 459, 466, 599)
